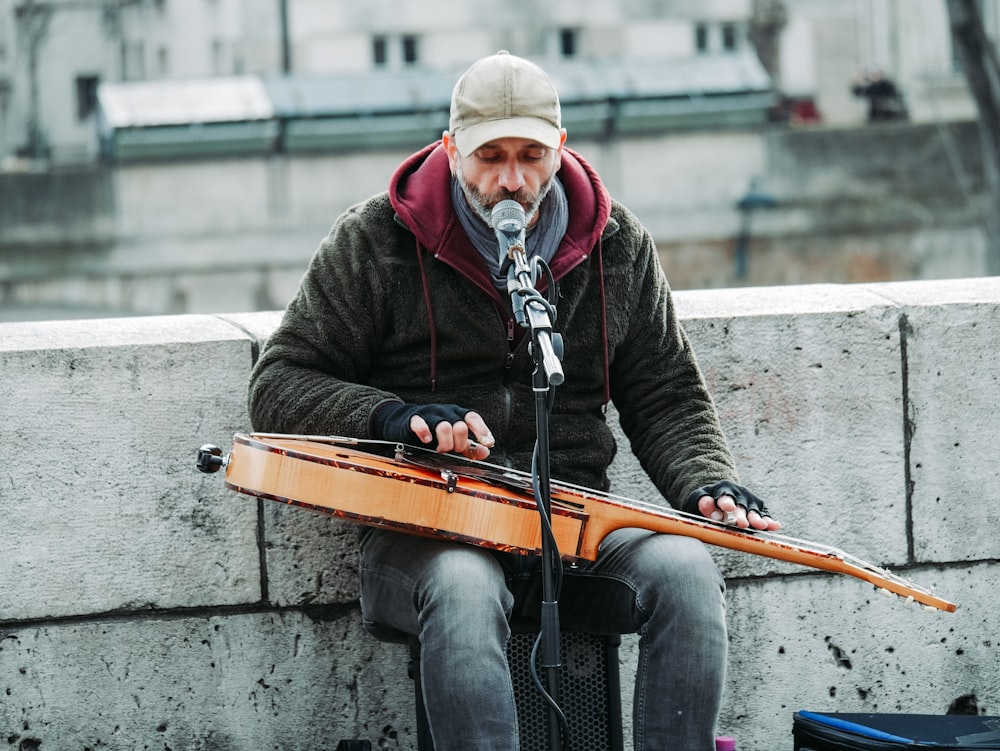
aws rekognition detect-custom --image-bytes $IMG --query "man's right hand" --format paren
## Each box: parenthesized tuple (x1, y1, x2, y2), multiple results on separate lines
(373, 401, 495, 460)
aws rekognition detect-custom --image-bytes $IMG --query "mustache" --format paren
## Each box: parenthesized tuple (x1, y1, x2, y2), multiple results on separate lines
(483, 189, 532, 206)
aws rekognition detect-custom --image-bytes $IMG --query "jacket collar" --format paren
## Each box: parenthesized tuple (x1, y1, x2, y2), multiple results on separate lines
(389, 141, 612, 289)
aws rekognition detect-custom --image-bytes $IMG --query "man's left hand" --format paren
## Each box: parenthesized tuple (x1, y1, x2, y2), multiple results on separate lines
(687, 480, 782, 531)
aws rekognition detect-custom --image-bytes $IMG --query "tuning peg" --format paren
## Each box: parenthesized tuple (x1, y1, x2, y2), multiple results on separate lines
(197, 444, 227, 473)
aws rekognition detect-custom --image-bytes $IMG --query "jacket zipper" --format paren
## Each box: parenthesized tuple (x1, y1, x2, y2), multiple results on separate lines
(495, 317, 518, 467)
(505, 322, 517, 369)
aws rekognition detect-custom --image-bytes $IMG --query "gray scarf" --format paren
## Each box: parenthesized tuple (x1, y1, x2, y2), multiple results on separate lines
(451, 177, 569, 290)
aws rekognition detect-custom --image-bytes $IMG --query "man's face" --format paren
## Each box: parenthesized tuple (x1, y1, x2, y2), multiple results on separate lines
(445, 135, 565, 227)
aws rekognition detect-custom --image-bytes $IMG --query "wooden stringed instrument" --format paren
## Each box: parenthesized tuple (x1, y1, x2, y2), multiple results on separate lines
(197, 432, 956, 613)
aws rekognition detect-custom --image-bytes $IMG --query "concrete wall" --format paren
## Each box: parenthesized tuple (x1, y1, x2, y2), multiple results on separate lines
(0, 166, 115, 248)
(2, 277, 999, 750)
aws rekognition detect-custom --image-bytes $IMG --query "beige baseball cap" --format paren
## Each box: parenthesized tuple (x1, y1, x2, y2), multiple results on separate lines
(449, 50, 563, 157)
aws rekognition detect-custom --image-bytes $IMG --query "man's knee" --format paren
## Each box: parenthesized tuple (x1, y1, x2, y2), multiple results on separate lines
(641, 535, 726, 612)
(420, 547, 513, 613)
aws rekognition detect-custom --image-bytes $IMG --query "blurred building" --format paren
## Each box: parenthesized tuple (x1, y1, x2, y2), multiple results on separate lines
(1, 1, 998, 322)
(1, 0, 998, 167)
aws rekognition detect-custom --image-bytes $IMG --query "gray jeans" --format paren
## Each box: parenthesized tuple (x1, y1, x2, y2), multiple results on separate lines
(359, 526, 727, 751)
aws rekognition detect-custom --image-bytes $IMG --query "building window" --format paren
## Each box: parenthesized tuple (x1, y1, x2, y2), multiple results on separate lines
(211, 39, 229, 74)
(76, 75, 99, 120)
(157, 46, 170, 77)
(372, 34, 421, 68)
(695, 22, 741, 54)
(402, 34, 419, 65)
(559, 28, 578, 58)
(695, 23, 709, 53)
(721, 23, 738, 51)
(373, 35, 387, 67)
(123, 41, 146, 80)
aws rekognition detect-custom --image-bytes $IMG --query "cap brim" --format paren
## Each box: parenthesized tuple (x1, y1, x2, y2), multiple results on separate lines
(454, 117, 562, 157)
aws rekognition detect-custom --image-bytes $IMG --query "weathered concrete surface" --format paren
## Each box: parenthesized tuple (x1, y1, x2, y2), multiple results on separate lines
(0, 611, 415, 750)
(1, 279, 998, 750)
(1, 315, 259, 621)
(874, 279, 1000, 563)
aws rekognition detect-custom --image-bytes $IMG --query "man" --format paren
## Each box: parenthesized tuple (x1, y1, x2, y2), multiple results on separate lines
(249, 51, 780, 751)
(851, 68, 909, 122)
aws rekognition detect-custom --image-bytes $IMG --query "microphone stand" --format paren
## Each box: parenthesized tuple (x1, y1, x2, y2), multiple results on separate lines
(505, 243, 565, 751)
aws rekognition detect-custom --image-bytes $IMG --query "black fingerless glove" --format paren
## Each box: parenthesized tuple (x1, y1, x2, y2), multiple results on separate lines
(372, 401, 470, 449)
(684, 480, 771, 518)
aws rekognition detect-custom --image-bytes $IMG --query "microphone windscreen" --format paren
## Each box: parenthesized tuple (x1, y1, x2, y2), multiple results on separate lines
(490, 199, 526, 231)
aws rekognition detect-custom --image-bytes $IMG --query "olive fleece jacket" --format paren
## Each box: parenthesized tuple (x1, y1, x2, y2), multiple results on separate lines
(248, 142, 738, 509)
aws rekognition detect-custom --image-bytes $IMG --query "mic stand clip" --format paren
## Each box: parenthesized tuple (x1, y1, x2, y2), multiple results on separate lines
(505, 246, 564, 387)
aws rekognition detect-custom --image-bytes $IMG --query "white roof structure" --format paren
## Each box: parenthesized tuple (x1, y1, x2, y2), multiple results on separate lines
(97, 76, 274, 128)
(94, 52, 774, 160)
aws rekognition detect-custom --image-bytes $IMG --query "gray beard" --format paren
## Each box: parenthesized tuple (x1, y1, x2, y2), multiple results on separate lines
(455, 165, 555, 228)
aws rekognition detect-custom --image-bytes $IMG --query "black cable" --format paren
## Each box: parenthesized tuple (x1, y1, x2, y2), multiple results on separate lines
(529, 629, 572, 751)
(512, 256, 559, 327)
(531, 442, 564, 600)
(526, 364, 570, 750)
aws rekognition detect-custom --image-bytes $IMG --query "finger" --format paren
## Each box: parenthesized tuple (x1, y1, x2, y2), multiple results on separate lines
(463, 411, 496, 447)
(433, 421, 458, 454)
(762, 515, 783, 532)
(451, 423, 492, 460)
(716, 494, 743, 526)
(408, 415, 434, 445)
(461, 440, 491, 461)
(745, 509, 782, 531)
(715, 494, 738, 514)
(697, 495, 724, 522)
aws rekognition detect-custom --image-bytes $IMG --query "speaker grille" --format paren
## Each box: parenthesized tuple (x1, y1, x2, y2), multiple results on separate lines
(507, 629, 623, 751)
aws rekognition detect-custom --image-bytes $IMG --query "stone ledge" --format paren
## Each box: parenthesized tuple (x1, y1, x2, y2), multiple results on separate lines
(2, 278, 997, 750)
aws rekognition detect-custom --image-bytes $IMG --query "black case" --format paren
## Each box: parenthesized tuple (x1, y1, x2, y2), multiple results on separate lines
(793, 711, 1000, 751)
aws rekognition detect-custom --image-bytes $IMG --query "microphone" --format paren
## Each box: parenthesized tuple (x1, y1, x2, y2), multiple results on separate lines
(490, 199, 526, 270)
(491, 199, 563, 385)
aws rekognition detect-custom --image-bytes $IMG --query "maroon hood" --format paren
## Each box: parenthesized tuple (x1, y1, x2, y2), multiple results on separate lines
(388, 141, 612, 297)
(387, 141, 614, 398)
